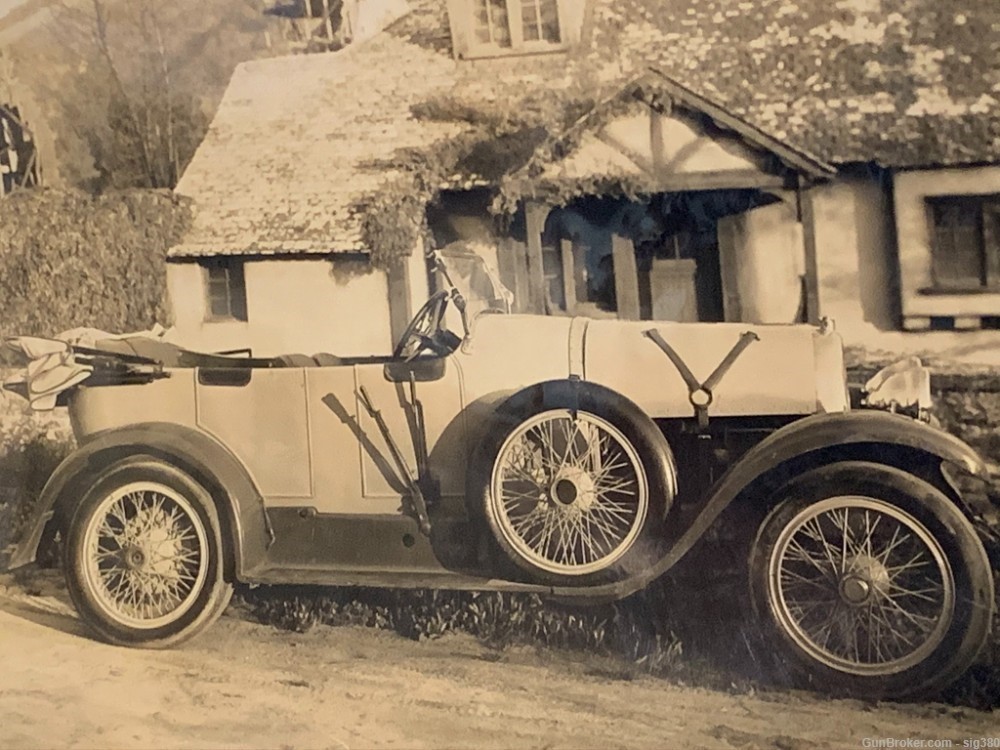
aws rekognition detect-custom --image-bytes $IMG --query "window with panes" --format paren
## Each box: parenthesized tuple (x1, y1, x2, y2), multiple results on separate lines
(203, 258, 248, 321)
(471, 0, 562, 51)
(926, 195, 1000, 292)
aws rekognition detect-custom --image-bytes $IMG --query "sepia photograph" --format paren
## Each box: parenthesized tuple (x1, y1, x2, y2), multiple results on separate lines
(0, 0, 998, 747)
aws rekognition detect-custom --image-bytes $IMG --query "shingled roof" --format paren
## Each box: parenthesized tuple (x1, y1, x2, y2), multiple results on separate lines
(173, 0, 1000, 257)
(617, 0, 1000, 167)
(171, 30, 463, 256)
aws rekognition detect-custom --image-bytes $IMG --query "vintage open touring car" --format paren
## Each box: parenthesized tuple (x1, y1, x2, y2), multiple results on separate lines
(4, 249, 997, 700)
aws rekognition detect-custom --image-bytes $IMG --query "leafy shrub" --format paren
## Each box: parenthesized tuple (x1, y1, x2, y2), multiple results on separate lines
(0, 391, 74, 565)
(240, 584, 685, 677)
(0, 188, 191, 343)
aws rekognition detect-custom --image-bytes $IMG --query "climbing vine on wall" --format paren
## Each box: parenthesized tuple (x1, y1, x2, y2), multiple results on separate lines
(355, 86, 609, 271)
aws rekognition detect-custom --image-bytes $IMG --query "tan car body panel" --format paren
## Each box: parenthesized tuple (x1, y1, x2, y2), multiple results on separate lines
(456, 315, 848, 417)
(583, 319, 847, 417)
(68, 313, 846, 515)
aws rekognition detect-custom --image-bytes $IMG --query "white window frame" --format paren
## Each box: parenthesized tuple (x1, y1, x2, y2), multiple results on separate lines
(466, 0, 566, 58)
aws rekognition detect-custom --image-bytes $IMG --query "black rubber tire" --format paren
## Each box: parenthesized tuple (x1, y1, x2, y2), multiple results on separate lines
(64, 457, 233, 648)
(472, 381, 676, 587)
(749, 461, 994, 700)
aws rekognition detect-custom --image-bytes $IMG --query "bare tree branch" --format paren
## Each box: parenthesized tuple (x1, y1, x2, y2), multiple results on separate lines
(90, 0, 156, 184)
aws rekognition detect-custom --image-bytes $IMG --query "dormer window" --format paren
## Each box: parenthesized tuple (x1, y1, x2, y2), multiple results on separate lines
(469, 0, 563, 54)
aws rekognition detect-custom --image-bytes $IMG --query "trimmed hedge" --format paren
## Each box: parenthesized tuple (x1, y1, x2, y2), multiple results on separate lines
(0, 189, 191, 341)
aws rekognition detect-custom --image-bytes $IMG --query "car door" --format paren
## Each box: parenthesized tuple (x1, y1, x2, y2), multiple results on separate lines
(195, 367, 313, 502)
(350, 357, 466, 514)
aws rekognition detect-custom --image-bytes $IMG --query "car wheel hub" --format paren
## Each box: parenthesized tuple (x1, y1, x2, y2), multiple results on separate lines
(549, 467, 596, 512)
(123, 546, 147, 571)
(839, 554, 890, 606)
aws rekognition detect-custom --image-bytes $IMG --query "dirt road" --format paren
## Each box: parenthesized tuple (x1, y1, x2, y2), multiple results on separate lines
(0, 571, 996, 750)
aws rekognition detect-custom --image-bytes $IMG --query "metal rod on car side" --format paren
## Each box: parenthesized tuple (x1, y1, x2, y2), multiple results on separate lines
(409, 371, 429, 480)
(358, 385, 432, 536)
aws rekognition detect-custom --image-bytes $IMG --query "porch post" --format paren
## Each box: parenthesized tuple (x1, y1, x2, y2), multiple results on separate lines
(560, 238, 576, 314)
(321, 0, 334, 39)
(525, 201, 549, 314)
(498, 236, 531, 313)
(612, 234, 641, 320)
(798, 179, 821, 325)
(387, 258, 413, 346)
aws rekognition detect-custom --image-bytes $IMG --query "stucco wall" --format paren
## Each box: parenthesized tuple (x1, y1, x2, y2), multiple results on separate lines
(166, 257, 397, 357)
(717, 193, 804, 323)
(812, 176, 897, 338)
(808, 171, 1000, 368)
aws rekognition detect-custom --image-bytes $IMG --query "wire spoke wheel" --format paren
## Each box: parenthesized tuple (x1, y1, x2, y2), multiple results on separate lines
(82, 481, 209, 630)
(489, 409, 648, 576)
(769, 496, 954, 676)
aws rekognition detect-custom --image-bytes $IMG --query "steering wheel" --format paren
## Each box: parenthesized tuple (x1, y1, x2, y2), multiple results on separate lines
(393, 291, 451, 361)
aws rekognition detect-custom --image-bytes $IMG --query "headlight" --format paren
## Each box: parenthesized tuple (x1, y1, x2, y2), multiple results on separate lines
(861, 356, 933, 421)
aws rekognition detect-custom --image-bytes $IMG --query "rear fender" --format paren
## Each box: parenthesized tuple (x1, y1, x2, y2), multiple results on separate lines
(8, 423, 271, 577)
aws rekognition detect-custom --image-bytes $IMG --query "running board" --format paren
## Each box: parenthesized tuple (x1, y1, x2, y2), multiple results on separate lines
(241, 567, 553, 594)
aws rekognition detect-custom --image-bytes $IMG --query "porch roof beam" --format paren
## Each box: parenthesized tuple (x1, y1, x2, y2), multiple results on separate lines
(642, 169, 790, 192)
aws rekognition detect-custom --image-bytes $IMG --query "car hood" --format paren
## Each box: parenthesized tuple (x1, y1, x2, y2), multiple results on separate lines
(584, 319, 846, 417)
(461, 314, 846, 418)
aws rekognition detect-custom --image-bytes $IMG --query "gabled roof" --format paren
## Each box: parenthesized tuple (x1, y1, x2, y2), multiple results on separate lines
(172, 29, 463, 256)
(505, 72, 836, 202)
(173, 0, 1000, 257)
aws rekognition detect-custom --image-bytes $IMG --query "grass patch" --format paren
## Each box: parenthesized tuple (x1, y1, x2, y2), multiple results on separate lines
(238, 583, 687, 680)
(239, 555, 1000, 708)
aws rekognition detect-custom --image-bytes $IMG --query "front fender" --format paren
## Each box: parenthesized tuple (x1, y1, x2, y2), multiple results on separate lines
(732, 409, 988, 480)
(8, 422, 272, 576)
(549, 409, 988, 601)
(661, 410, 987, 559)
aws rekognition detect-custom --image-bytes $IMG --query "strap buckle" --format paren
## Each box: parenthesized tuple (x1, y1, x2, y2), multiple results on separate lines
(643, 328, 759, 430)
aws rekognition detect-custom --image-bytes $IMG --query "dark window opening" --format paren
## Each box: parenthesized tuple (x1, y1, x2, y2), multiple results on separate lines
(203, 259, 248, 321)
(539, 191, 776, 322)
(926, 195, 1000, 292)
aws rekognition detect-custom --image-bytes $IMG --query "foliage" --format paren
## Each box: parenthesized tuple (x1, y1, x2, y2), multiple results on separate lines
(359, 186, 429, 271)
(4, 0, 283, 190)
(0, 188, 191, 341)
(356, 75, 717, 268)
(43, 0, 210, 190)
(0, 435, 73, 553)
(356, 87, 598, 270)
(0, 393, 73, 564)
(241, 584, 685, 676)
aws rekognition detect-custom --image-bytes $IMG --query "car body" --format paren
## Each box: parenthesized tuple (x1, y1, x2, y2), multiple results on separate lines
(4, 249, 996, 700)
